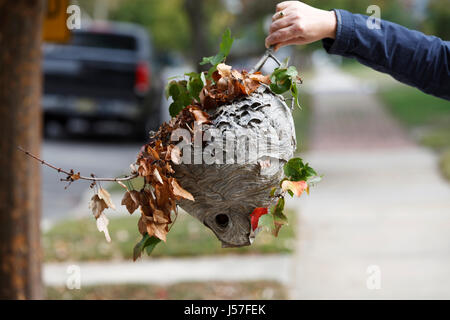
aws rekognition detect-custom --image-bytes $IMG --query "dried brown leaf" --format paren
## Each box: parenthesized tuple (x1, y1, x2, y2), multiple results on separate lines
(89, 194, 108, 219)
(249, 73, 270, 84)
(121, 191, 139, 214)
(217, 63, 232, 78)
(153, 167, 163, 184)
(138, 216, 147, 235)
(147, 146, 160, 160)
(153, 209, 170, 224)
(98, 187, 116, 210)
(189, 107, 210, 125)
(146, 221, 168, 242)
(170, 178, 194, 201)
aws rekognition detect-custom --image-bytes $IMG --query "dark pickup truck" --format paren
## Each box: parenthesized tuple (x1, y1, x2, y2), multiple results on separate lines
(42, 21, 162, 138)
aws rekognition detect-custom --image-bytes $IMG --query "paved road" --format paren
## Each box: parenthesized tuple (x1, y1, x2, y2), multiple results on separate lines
(288, 59, 450, 299)
(41, 138, 142, 223)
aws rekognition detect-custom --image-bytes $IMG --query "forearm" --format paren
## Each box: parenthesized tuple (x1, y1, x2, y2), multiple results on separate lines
(323, 9, 450, 100)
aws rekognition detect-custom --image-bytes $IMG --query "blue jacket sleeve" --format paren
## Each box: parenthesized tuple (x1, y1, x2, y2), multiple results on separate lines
(322, 9, 450, 100)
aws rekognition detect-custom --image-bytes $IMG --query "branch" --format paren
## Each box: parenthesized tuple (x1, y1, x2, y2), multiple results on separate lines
(250, 45, 281, 74)
(17, 146, 139, 182)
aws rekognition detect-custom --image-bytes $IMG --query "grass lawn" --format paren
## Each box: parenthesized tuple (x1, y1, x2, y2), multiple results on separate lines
(46, 280, 286, 300)
(378, 84, 450, 181)
(292, 92, 311, 152)
(380, 85, 450, 129)
(43, 209, 296, 262)
(440, 150, 450, 181)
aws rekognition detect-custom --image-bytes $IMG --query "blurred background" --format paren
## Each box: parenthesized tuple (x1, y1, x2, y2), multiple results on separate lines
(0, 0, 449, 300)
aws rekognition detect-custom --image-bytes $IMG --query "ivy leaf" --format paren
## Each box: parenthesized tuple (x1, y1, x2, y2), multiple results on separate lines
(133, 234, 161, 261)
(270, 68, 292, 94)
(291, 82, 300, 108)
(257, 212, 275, 233)
(271, 197, 287, 223)
(269, 65, 301, 108)
(169, 100, 185, 117)
(187, 75, 204, 102)
(270, 197, 287, 237)
(200, 28, 234, 70)
(257, 198, 287, 237)
(166, 80, 193, 117)
(165, 80, 179, 100)
(283, 158, 317, 181)
(283, 158, 305, 180)
(286, 66, 298, 78)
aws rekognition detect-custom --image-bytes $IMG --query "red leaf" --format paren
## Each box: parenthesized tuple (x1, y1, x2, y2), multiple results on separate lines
(250, 207, 268, 231)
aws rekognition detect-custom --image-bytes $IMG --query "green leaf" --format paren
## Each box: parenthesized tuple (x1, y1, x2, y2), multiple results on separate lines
(270, 69, 292, 94)
(165, 80, 193, 117)
(199, 28, 234, 68)
(283, 158, 305, 181)
(283, 157, 318, 182)
(169, 100, 185, 117)
(270, 187, 277, 197)
(286, 66, 298, 78)
(258, 213, 275, 233)
(269, 197, 287, 237)
(187, 75, 204, 102)
(280, 57, 290, 69)
(270, 197, 287, 224)
(145, 236, 161, 256)
(200, 54, 225, 67)
(165, 81, 176, 100)
(133, 234, 161, 261)
(219, 28, 233, 58)
(200, 72, 207, 86)
(269, 65, 301, 108)
(291, 82, 300, 108)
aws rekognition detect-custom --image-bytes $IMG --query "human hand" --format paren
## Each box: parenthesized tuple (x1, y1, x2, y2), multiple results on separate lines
(265, 1, 337, 50)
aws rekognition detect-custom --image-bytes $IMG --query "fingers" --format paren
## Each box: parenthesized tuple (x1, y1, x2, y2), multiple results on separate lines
(273, 36, 307, 51)
(265, 25, 298, 48)
(269, 16, 292, 34)
(272, 7, 295, 21)
(275, 1, 293, 12)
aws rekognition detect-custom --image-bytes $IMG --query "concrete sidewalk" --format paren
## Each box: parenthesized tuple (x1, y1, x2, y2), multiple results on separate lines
(44, 254, 293, 287)
(288, 63, 450, 299)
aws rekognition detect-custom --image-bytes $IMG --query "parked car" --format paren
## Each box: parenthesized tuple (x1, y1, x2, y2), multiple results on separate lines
(42, 21, 162, 139)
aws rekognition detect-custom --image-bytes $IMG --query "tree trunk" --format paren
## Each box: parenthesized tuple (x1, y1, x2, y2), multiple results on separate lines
(184, 0, 209, 72)
(0, 0, 45, 299)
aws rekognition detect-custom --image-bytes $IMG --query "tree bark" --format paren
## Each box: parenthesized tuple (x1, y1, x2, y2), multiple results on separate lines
(0, 0, 45, 299)
(184, 0, 210, 72)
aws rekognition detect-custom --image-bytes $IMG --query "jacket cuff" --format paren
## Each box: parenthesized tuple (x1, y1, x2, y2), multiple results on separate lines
(322, 9, 355, 54)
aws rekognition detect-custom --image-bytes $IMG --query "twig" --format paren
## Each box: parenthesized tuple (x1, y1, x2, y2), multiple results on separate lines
(250, 45, 282, 73)
(17, 146, 139, 182)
